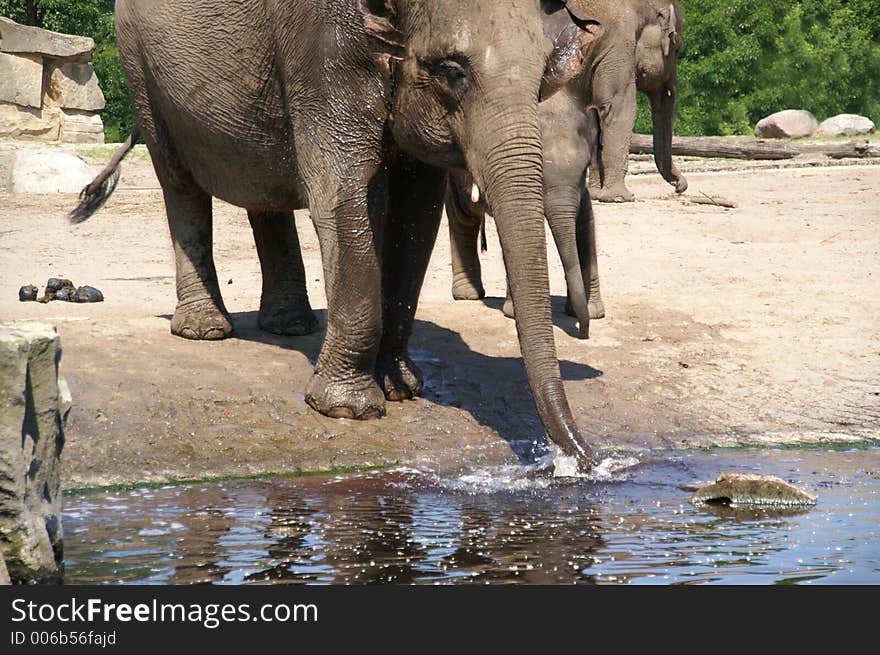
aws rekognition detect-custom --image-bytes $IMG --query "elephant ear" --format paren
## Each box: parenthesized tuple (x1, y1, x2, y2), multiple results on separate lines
(359, 0, 405, 76)
(539, 2, 604, 102)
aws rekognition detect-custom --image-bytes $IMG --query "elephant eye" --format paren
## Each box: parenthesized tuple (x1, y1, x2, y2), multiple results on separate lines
(420, 55, 472, 94)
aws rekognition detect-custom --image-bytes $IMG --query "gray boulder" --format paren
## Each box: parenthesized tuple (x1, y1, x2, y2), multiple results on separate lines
(818, 114, 875, 137)
(0, 16, 94, 61)
(0, 323, 69, 583)
(755, 109, 819, 139)
(8, 149, 95, 194)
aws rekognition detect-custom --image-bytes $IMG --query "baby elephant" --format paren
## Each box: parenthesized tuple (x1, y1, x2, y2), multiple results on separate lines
(446, 92, 604, 338)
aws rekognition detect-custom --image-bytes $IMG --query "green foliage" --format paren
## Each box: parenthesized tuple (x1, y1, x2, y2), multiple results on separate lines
(4, 1, 879, 139)
(0, 0, 133, 141)
(637, 0, 880, 135)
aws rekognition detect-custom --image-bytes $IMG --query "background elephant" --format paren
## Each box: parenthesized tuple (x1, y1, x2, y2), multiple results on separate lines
(586, 0, 688, 202)
(444, 0, 687, 335)
(447, 99, 604, 339)
(72, 0, 603, 469)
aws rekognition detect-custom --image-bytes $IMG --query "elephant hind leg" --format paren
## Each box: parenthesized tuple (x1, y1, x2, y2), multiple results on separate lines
(566, 190, 605, 320)
(164, 184, 233, 340)
(247, 210, 318, 336)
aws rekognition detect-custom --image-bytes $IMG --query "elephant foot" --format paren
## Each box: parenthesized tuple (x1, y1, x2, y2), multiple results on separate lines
(305, 371, 386, 420)
(565, 297, 606, 320)
(451, 280, 485, 301)
(376, 354, 423, 401)
(258, 297, 319, 336)
(502, 297, 515, 319)
(591, 185, 635, 203)
(170, 299, 233, 340)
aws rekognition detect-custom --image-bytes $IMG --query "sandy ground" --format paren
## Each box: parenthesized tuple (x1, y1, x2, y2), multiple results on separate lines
(1, 141, 879, 489)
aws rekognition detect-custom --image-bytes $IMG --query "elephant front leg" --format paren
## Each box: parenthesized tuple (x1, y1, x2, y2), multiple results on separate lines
(247, 210, 318, 336)
(446, 173, 487, 301)
(164, 185, 233, 340)
(377, 156, 446, 401)
(589, 72, 638, 203)
(304, 173, 387, 420)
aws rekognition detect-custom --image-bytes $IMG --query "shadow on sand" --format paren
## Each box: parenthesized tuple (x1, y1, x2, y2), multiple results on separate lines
(159, 304, 602, 465)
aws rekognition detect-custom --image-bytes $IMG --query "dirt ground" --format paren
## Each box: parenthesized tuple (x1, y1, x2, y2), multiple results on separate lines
(2, 141, 879, 489)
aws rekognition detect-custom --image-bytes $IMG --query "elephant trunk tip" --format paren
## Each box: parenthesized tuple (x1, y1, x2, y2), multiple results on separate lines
(674, 176, 688, 194)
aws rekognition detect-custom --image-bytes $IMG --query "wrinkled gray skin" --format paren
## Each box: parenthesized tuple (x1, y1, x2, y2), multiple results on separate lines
(72, 0, 601, 469)
(586, 0, 687, 202)
(447, 97, 604, 338)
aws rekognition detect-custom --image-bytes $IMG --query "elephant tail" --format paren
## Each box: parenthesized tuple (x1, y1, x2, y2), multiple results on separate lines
(69, 125, 141, 224)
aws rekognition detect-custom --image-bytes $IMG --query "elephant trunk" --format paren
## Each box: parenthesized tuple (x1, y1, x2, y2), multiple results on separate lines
(469, 100, 596, 469)
(649, 78, 688, 194)
(545, 185, 590, 338)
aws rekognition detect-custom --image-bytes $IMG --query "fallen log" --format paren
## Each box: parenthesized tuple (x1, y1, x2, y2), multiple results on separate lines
(630, 134, 880, 160)
(630, 134, 797, 160)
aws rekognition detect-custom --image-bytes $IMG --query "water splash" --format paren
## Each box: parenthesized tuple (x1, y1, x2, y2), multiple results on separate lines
(553, 452, 641, 481)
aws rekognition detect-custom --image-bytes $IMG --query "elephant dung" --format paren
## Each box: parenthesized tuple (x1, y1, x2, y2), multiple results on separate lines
(689, 472, 817, 507)
(74, 285, 103, 303)
(18, 285, 38, 302)
(754, 110, 818, 139)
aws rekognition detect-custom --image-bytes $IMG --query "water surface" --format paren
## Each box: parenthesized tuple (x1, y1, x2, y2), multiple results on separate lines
(63, 446, 880, 585)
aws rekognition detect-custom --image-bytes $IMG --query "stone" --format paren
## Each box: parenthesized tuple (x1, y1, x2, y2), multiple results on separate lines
(0, 17, 94, 61)
(0, 103, 62, 141)
(818, 114, 876, 137)
(754, 110, 819, 139)
(44, 61, 105, 112)
(0, 322, 68, 583)
(74, 286, 104, 303)
(0, 552, 10, 585)
(8, 149, 95, 194)
(0, 52, 43, 108)
(18, 285, 38, 302)
(689, 472, 817, 507)
(61, 109, 104, 144)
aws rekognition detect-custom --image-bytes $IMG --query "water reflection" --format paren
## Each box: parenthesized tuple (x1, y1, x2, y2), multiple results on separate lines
(63, 447, 880, 585)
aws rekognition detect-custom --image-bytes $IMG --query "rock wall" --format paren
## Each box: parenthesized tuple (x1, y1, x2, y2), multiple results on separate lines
(0, 17, 104, 143)
(0, 323, 69, 584)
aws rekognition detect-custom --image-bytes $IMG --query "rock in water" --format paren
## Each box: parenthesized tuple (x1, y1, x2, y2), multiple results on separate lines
(74, 285, 103, 303)
(18, 285, 38, 301)
(754, 110, 819, 139)
(690, 472, 817, 507)
(818, 114, 876, 137)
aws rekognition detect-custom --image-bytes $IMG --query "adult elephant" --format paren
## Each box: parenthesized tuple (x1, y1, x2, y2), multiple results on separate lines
(71, 0, 603, 470)
(588, 0, 687, 202)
